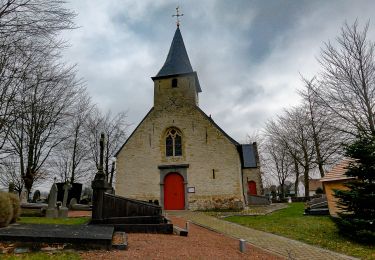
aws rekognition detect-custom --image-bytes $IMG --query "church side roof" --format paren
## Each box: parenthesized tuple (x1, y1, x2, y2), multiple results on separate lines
(115, 108, 154, 157)
(240, 144, 257, 168)
(155, 27, 193, 78)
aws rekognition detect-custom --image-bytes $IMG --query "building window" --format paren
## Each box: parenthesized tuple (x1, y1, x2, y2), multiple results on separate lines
(165, 128, 182, 156)
(172, 78, 178, 88)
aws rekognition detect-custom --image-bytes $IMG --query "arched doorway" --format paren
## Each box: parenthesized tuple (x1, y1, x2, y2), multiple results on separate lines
(164, 172, 185, 210)
(247, 181, 257, 195)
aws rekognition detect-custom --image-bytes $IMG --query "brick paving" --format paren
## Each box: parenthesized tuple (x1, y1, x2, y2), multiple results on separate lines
(167, 211, 358, 260)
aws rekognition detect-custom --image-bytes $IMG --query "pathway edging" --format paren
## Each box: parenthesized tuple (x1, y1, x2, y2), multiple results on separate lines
(169, 211, 358, 260)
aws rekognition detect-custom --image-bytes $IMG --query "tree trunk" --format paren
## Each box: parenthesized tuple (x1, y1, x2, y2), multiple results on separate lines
(304, 166, 309, 198)
(293, 159, 300, 196)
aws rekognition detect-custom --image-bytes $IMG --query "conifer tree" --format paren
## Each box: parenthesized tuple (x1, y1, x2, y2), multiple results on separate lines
(334, 135, 375, 243)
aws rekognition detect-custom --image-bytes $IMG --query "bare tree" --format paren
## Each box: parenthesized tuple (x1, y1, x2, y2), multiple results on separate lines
(263, 134, 293, 198)
(315, 21, 375, 137)
(85, 109, 129, 179)
(49, 92, 94, 184)
(6, 56, 82, 198)
(0, 156, 47, 195)
(299, 77, 343, 177)
(0, 0, 76, 43)
(0, 0, 76, 148)
(265, 107, 316, 197)
(0, 158, 23, 194)
(0, 0, 78, 196)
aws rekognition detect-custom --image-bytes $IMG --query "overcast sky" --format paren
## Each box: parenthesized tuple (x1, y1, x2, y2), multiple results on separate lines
(62, 0, 375, 144)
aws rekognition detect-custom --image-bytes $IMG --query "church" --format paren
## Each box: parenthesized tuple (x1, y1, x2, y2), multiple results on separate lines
(115, 23, 262, 210)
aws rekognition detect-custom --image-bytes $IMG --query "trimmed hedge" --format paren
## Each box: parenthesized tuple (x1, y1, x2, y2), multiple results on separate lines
(0, 192, 21, 227)
(7, 193, 21, 223)
(0, 192, 12, 227)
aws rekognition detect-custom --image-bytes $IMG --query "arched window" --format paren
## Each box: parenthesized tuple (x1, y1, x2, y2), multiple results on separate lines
(165, 128, 182, 156)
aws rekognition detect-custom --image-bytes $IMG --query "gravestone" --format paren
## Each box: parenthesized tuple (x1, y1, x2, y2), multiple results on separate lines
(20, 189, 28, 204)
(69, 197, 91, 211)
(32, 190, 41, 203)
(57, 182, 83, 205)
(58, 182, 71, 218)
(46, 183, 58, 218)
(62, 182, 72, 207)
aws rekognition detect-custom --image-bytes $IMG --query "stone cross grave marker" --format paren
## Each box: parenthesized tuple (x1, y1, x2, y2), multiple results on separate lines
(62, 182, 72, 208)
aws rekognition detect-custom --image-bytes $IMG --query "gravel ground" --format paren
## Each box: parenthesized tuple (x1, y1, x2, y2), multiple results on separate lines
(80, 216, 284, 260)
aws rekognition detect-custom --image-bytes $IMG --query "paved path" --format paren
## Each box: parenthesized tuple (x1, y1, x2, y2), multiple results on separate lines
(167, 211, 358, 260)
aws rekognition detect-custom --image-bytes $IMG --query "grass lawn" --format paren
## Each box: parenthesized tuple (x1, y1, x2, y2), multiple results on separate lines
(18, 216, 90, 225)
(2, 252, 80, 260)
(225, 203, 374, 260)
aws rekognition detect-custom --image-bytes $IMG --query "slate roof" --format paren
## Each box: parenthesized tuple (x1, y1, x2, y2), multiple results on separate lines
(156, 27, 193, 77)
(153, 28, 202, 93)
(320, 158, 355, 182)
(241, 144, 257, 168)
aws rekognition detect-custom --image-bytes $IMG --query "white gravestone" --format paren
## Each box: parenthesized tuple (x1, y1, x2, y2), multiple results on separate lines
(46, 183, 58, 218)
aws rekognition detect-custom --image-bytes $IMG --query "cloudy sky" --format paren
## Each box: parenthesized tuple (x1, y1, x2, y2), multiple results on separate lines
(62, 0, 375, 143)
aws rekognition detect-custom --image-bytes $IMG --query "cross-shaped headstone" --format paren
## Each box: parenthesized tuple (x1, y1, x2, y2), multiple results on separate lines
(62, 181, 72, 207)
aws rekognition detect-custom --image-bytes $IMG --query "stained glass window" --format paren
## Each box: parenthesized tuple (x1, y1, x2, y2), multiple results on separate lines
(165, 128, 182, 157)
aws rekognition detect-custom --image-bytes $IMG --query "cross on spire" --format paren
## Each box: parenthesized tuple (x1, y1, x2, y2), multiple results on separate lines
(172, 6, 184, 27)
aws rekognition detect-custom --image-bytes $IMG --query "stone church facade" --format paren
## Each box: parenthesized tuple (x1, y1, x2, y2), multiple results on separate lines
(115, 27, 262, 210)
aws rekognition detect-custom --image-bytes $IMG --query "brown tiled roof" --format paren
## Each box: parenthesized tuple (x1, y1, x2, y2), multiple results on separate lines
(309, 179, 323, 191)
(320, 158, 355, 182)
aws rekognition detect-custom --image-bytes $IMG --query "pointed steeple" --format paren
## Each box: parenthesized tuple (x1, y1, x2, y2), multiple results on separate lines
(155, 27, 193, 77)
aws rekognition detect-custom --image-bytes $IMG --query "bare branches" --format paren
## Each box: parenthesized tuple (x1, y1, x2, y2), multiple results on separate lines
(85, 109, 129, 180)
(264, 106, 316, 197)
(0, 0, 79, 195)
(0, 0, 76, 43)
(316, 21, 375, 137)
(299, 76, 343, 177)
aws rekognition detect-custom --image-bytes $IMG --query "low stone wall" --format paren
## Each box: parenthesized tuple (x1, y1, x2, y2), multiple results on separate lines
(188, 196, 244, 211)
(247, 195, 270, 205)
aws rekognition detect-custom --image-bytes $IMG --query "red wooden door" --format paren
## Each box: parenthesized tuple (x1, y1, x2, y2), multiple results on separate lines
(164, 172, 185, 210)
(247, 181, 257, 195)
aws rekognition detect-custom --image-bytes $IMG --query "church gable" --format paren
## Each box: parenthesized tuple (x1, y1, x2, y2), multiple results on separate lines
(115, 19, 262, 210)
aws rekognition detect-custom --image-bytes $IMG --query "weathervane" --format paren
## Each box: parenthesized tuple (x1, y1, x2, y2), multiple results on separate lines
(172, 6, 184, 27)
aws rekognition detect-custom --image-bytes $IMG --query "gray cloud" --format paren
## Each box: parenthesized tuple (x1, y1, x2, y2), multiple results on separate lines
(62, 0, 375, 143)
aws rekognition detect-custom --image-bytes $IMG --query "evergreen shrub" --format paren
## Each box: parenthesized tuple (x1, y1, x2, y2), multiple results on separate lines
(334, 135, 375, 244)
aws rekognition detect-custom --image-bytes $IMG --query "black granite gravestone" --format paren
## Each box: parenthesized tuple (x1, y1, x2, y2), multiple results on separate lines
(57, 182, 82, 204)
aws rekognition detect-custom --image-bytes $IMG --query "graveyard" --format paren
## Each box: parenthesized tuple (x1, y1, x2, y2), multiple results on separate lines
(1, 1, 375, 259)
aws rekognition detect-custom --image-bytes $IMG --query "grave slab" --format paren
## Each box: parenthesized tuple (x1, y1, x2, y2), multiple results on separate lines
(0, 223, 113, 250)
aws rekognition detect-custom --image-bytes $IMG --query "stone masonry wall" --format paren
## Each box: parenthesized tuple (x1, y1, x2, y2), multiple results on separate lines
(242, 168, 263, 204)
(116, 76, 244, 210)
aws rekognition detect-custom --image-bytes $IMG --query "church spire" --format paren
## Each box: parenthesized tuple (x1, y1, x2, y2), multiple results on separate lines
(155, 27, 193, 78)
